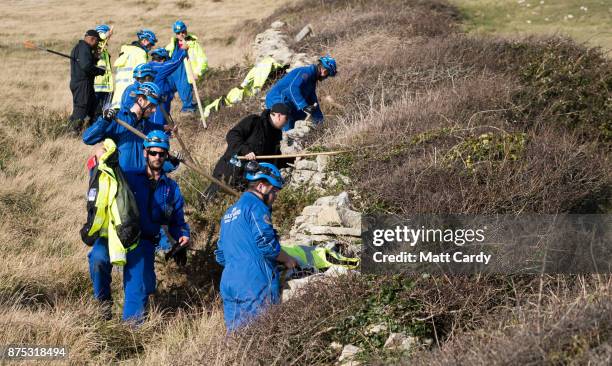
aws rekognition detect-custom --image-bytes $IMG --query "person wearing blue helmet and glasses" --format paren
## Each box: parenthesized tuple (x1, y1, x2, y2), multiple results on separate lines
(215, 161, 298, 331)
(265, 54, 337, 131)
(83, 82, 178, 174)
(87, 129, 190, 323)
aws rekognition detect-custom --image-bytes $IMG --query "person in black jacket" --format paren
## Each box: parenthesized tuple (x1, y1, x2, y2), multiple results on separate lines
(210, 103, 291, 192)
(69, 30, 105, 133)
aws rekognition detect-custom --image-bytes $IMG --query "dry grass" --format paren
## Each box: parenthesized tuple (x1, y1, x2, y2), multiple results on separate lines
(0, 0, 293, 114)
(1, 0, 611, 364)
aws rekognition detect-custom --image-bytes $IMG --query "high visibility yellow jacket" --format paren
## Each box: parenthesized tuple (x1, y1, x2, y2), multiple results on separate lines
(86, 139, 139, 265)
(240, 56, 283, 96)
(225, 87, 244, 105)
(94, 48, 113, 93)
(111, 43, 149, 108)
(281, 244, 360, 270)
(203, 97, 224, 119)
(166, 34, 208, 83)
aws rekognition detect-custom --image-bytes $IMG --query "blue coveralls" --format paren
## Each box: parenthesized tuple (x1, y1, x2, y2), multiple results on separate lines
(120, 82, 140, 110)
(168, 58, 195, 112)
(265, 64, 324, 131)
(145, 48, 186, 125)
(215, 192, 281, 331)
(88, 169, 190, 322)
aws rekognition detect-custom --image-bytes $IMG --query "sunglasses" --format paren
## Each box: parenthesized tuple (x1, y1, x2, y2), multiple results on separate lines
(147, 150, 168, 158)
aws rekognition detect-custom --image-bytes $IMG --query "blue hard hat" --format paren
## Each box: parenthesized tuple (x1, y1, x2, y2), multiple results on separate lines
(319, 54, 337, 76)
(137, 29, 157, 45)
(150, 47, 169, 60)
(135, 81, 161, 105)
(144, 130, 170, 151)
(95, 24, 111, 35)
(133, 63, 157, 78)
(173, 20, 187, 34)
(245, 162, 284, 189)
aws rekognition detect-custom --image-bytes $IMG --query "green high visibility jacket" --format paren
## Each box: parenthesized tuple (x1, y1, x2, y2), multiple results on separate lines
(280, 244, 360, 270)
(94, 48, 114, 93)
(203, 97, 224, 119)
(166, 34, 208, 83)
(225, 87, 244, 105)
(111, 42, 149, 108)
(240, 56, 283, 96)
(81, 139, 140, 265)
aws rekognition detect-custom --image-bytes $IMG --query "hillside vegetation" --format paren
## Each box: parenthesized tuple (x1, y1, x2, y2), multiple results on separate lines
(1, 0, 611, 365)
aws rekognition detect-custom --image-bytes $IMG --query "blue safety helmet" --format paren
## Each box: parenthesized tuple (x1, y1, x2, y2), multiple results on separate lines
(95, 24, 111, 36)
(245, 162, 284, 189)
(137, 29, 157, 45)
(144, 130, 170, 151)
(133, 63, 157, 79)
(173, 20, 187, 34)
(134, 82, 161, 105)
(150, 47, 169, 60)
(319, 54, 337, 76)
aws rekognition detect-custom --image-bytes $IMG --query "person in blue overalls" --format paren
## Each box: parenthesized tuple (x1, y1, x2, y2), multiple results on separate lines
(265, 54, 337, 131)
(87, 130, 190, 323)
(145, 46, 188, 126)
(215, 162, 298, 331)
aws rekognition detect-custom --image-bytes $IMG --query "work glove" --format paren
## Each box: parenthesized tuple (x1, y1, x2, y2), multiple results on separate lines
(102, 108, 117, 122)
(168, 150, 184, 166)
(303, 104, 317, 115)
(173, 247, 187, 267)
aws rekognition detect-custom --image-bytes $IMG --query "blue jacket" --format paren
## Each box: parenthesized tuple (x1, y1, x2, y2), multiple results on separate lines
(82, 108, 166, 173)
(146, 47, 186, 98)
(215, 192, 281, 330)
(120, 82, 140, 110)
(265, 64, 323, 122)
(124, 169, 190, 241)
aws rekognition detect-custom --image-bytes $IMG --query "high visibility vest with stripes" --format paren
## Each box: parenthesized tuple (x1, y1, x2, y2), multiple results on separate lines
(110, 44, 148, 108)
(94, 49, 113, 93)
(88, 139, 138, 265)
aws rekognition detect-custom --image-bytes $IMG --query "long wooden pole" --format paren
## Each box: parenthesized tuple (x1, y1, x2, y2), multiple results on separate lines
(184, 55, 207, 129)
(114, 117, 239, 197)
(158, 104, 199, 166)
(237, 150, 350, 160)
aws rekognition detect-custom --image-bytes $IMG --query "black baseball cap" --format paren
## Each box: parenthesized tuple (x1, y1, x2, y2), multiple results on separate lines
(270, 103, 290, 115)
(85, 29, 101, 39)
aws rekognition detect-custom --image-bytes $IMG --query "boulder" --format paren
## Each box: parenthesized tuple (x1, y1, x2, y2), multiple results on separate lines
(338, 344, 361, 366)
(383, 333, 417, 352)
(295, 159, 319, 171)
(339, 208, 362, 230)
(291, 169, 315, 185)
(294, 24, 313, 42)
(304, 225, 361, 237)
(315, 206, 343, 227)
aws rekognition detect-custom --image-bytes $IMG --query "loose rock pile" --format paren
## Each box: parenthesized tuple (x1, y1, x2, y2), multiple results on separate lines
(287, 192, 361, 243)
(252, 20, 314, 69)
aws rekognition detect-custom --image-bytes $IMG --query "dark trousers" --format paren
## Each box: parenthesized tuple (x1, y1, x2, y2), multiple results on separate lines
(70, 80, 97, 130)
